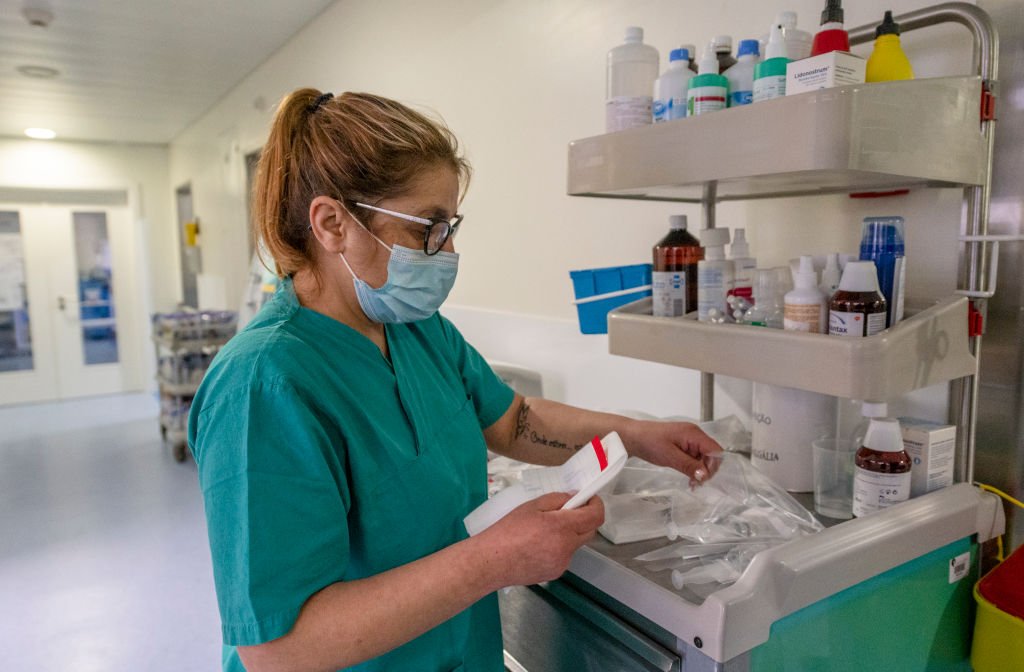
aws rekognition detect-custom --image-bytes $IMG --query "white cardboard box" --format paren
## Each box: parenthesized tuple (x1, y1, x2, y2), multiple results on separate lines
(786, 51, 867, 95)
(899, 417, 956, 498)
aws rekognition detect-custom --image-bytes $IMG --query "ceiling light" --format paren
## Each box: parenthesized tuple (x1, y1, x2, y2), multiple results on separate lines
(24, 127, 56, 140)
(16, 64, 60, 79)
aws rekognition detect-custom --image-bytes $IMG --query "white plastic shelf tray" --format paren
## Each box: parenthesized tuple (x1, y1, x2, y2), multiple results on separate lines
(568, 76, 986, 202)
(607, 295, 976, 400)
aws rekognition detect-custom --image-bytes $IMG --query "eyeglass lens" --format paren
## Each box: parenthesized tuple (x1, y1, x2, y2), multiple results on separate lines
(426, 221, 451, 255)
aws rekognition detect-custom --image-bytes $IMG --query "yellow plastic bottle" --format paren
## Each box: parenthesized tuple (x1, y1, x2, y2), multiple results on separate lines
(866, 11, 914, 82)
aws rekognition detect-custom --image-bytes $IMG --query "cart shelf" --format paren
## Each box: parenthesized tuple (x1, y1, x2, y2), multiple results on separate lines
(155, 375, 200, 397)
(568, 76, 986, 202)
(607, 295, 976, 400)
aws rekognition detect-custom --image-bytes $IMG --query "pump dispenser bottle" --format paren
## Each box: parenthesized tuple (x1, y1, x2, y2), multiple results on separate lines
(853, 417, 912, 516)
(653, 215, 703, 317)
(866, 11, 915, 82)
(697, 228, 734, 322)
(728, 229, 757, 300)
(688, 44, 729, 116)
(753, 23, 790, 103)
(810, 0, 850, 56)
(784, 256, 826, 333)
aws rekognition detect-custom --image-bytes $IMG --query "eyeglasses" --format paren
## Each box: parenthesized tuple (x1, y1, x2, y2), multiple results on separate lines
(354, 202, 463, 256)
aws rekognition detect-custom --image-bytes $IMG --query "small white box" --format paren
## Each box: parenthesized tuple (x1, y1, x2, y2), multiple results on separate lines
(786, 51, 867, 95)
(899, 417, 956, 498)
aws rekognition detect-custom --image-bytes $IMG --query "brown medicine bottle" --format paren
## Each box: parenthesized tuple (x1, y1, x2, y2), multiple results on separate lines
(829, 260, 887, 337)
(853, 418, 912, 517)
(653, 215, 704, 317)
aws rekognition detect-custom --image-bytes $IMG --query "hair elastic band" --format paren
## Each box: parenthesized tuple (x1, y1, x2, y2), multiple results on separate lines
(308, 92, 334, 113)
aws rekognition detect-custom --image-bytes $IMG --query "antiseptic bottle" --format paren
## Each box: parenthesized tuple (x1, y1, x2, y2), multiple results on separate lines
(853, 418, 912, 517)
(652, 215, 703, 317)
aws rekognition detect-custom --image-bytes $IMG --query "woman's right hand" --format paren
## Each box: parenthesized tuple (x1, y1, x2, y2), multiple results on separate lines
(475, 492, 605, 589)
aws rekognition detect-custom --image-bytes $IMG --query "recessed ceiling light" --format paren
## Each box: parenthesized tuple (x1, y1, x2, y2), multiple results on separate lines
(16, 64, 60, 79)
(24, 127, 56, 140)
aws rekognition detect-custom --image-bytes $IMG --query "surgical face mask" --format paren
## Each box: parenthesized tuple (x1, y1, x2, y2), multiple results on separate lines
(338, 219, 459, 324)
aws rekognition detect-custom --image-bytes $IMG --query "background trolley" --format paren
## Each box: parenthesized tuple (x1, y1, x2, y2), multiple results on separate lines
(152, 310, 237, 461)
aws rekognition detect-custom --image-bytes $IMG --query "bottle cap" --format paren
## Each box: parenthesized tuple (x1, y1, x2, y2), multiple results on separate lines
(669, 48, 689, 62)
(624, 26, 644, 43)
(820, 0, 844, 25)
(698, 43, 720, 75)
(861, 401, 889, 418)
(792, 255, 818, 289)
(824, 252, 840, 272)
(765, 22, 788, 60)
(862, 418, 903, 453)
(730, 228, 751, 257)
(837, 260, 883, 293)
(712, 35, 733, 52)
(737, 39, 760, 58)
(876, 10, 900, 37)
(669, 214, 688, 230)
(776, 11, 798, 29)
(699, 227, 730, 248)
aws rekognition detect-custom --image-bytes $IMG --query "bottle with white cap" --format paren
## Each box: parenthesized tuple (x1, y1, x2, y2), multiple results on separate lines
(723, 40, 761, 107)
(653, 214, 703, 317)
(728, 228, 757, 301)
(753, 22, 791, 102)
(653, 48, 696, 122)
(853, 417, 912, 517)
(687, 43, 730, 117)
(819, 252, 842, 301)
(712, 35, 737, 73)
(783, 255, 826, 333)
(829, 260, 887, 337)
(760, 11, 813, 60)
(697, 228, 734, 322)
(606, 27, 660, 133)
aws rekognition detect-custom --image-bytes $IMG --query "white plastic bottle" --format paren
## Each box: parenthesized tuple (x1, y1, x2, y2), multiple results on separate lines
(606, 27, 660, 133)
(753, 23, 790, 103)
(760, 11, 813, 60)
(697, 228, 734, 322)
(784, 255, 826, 333)
(723, 40, 760, 107)
(728, 228, 757, 300)
(687, 44, 729, 117)
(653, 48, 695, 122)
(819, 252, 841, 301)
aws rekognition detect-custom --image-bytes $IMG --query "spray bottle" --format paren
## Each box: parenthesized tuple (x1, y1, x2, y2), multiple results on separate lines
(753, 23, 790, 103)
(728, 228, 757, 301)
(866, 11, 915, 82)
(761, 11, 813, 61)
(687, 44, 729, 117)
(697, 228, 734, 322)
(810, 0, 850, 56)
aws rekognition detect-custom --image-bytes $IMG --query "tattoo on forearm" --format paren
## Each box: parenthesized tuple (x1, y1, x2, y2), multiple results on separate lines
(514, 402, 583, 452)
(514, 402, 531, 441)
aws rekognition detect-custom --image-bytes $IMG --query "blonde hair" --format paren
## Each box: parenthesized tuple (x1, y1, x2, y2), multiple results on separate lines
(252, 89, 471, 278)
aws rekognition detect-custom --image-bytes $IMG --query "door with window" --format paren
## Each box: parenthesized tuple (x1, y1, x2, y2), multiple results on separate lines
(0, 202, 139, 405)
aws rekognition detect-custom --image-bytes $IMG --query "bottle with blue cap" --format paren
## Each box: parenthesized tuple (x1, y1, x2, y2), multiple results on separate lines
(723, 40, 761, 107)
(859, 216, 906, 327)
(653, 47, 696, 122)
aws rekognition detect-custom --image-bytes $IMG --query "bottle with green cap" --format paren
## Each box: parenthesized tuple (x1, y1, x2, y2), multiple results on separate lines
(853, 417, 912, 517)
(753, 23, 790, 102)
(866, 11, 915, 82)
(687, 43, 729, 116)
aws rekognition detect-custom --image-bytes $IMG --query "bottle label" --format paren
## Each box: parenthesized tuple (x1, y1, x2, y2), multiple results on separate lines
(687, 86, 727, 116)
(697, 266, 728, 321)
(669, 95, 687, 120)
(653, 271, 686, 317)
(652, 98, 668, 122)
(853, 466, 911, 517)
(654, 96, 688, 122)
(752, 76, 786, 102)
(829, 310, 886, 337)
(783, 303, 822, 333)
(730, 90, 753, 106)
(606, 97, 653, 132)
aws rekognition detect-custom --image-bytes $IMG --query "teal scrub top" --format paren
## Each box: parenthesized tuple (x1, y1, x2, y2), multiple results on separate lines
(188, 278, 514, 672)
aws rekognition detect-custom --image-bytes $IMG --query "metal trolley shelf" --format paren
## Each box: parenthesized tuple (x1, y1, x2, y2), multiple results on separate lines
(152, 310, 237, 461)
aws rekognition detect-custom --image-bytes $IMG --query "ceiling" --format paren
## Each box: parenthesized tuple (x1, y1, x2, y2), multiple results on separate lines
(0, 0, 336, 144)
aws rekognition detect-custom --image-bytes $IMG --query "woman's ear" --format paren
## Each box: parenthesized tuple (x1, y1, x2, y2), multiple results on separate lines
(308, 196, 352, 253)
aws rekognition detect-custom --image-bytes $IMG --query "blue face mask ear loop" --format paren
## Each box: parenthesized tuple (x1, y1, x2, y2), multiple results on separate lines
(336, 201, 392, 285)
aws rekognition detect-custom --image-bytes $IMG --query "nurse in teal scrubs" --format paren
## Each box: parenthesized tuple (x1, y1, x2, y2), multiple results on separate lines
(189, 89, 722, 672)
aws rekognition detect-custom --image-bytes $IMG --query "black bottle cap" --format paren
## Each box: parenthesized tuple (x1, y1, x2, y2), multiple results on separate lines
(820, 0, 844, 25)
(875, 11, 900, 37)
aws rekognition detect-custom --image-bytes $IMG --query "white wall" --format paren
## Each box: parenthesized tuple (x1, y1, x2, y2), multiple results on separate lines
(169, 0, 975, 414)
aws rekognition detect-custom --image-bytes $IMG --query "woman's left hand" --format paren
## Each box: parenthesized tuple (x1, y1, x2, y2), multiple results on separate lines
(621, 420, 723, 485)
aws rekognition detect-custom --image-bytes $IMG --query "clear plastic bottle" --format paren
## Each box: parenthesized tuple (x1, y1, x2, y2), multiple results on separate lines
(697, 228, 734, 322)
(728, 228, 757, 301)
(688, 44, 729, 117)
(653, 215, 703, 317)
(853, 417, 912, 517)
(653, 48, 696, 122)
(742, 269, 773, 326)
(713, 35, 737, 73)
(724, 40, 760, 107)
(866, 11, 915, 82)
(753, 23, 790, 103)
(783, 255, 826, 333)
(606, 27, 660, 133)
